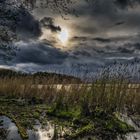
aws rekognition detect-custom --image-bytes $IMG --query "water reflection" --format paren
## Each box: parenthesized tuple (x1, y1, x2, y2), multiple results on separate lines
(118, 114, 140, 140)
(0, 115, 139, 140)
(0, 116, 22, 140)
(28, 120, 55, 140)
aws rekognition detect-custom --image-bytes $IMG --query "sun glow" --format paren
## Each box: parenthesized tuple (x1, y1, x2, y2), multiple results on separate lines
(58, 28, 69, 44)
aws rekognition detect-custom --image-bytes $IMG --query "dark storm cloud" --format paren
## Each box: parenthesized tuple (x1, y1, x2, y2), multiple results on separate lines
(117, 47, 134, 54)
(76, 0, 119, 22)
(114, 21, 125, 26)
(0, 0, 42, 40)
(40, 17, 61, 32)
(115, 0, 140, 8)
(16, 6, 42, 38)
(134, 43, 140, 50)
(14, 41, 68, 65)
(115, 0, 133, 8)
(69, 33, 140, 62)
(71, 36, 111, 43)
(93, 37, 111, 43)
(71, 36, 88, 41)
(72, 50, 91, 57)
(70, 0, 140, 38)
(1, 0, 140, 75)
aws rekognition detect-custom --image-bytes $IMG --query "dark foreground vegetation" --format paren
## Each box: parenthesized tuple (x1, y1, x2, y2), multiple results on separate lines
(0, 69, 140, 140)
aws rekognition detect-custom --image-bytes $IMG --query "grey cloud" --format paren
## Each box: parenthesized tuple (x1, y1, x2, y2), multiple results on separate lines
(69, 0, 140, 38)
(93, 37, 111, 43)
(40, 17, 61, 32)
(69, 33, 140, 63)
(0, 0, 43, 63)
(71, 36, 88, 41)
(117, 47, 134, 54)
(115, 0, 132, 8)
(71, 36, 111, 43)
(0, 0, 41, 40)
(1, 0, 140, 77)
(115, 0, 140, 8)
(16, 6, 41, 38)
(34, 0, 140, 38)
(72, 51, 91, 57)
(114, 21, 125, 26)
(14, 41, 68, 65)
(134, 43, 140, 50)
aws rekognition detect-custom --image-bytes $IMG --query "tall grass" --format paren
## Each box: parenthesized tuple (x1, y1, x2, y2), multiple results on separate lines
(0, 71, 139, 116)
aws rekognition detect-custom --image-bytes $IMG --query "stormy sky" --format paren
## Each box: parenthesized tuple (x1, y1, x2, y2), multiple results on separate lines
(0, 0, 140, 77)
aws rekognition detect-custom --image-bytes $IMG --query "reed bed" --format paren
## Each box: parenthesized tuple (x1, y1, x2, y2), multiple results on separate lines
(0, 74, 139, 116)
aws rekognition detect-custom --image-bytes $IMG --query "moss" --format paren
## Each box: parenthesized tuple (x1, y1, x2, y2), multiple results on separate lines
(73, 117, 91, 126)
(67, 124, 95, 139)
(47, 107, 81, 120)
(32, 111, 40, 119)
(105, 117, 135, 134)
(16, 124, 28, 140)
(118, 120, 135, 133)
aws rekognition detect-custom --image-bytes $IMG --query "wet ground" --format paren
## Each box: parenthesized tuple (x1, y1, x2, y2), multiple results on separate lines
(0, 114, 140, 140)
(0, 116, 55, 140)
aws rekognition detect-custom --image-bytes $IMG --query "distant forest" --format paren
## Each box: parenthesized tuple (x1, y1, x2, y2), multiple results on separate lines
(0, 69, 82, 84)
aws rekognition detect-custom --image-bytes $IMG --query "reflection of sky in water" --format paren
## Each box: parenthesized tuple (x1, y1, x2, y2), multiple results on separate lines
(0, 116, 55, 140)
(0, 116, 22, 140)
(117, 114, 140, 140)
(28, 121, 55, 140)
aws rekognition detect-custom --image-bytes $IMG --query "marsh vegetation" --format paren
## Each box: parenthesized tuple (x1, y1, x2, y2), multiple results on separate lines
(0, 68, 139, 140)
